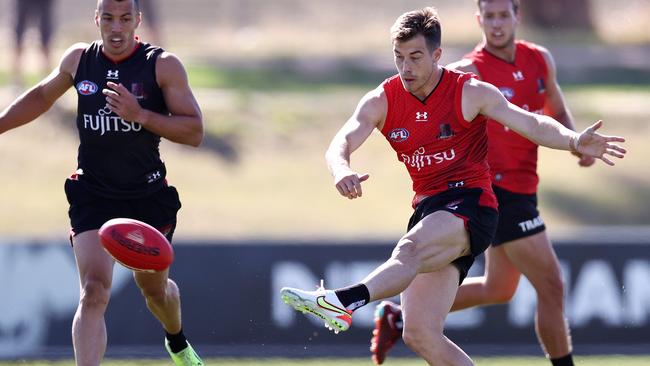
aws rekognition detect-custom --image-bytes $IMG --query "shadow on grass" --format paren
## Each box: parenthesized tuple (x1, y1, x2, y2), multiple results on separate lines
(201, 132, 240, 163)
(47, 99, 241, 163)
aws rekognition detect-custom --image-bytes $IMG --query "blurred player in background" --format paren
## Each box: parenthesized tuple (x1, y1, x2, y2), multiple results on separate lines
(0, 0, 203, 365)
(12, 0, 56, 87)
(280, 6, 625, 366)
(370, 1, 594, 365)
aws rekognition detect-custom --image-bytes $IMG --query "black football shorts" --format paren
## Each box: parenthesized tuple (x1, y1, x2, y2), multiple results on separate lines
(407, 187, 498, 284)
(64, 178, 181, 243)
(491, 185, 545, 246)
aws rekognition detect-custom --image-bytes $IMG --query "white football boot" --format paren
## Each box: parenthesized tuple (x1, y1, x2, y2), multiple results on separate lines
(280, 280, 353, 334)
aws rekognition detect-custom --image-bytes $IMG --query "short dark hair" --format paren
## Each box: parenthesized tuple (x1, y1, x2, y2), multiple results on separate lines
(476, 0, 519, 14)
(97, 0, 140, 11)
(390, 7, 442, 51)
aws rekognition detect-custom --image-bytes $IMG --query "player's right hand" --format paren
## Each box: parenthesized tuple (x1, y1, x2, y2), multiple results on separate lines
(334, 170, 370, 200)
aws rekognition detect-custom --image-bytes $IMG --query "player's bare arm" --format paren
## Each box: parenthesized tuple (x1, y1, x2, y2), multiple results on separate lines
(0, 43, 85, 135)
(446, 58, 479, 76)
(102, 52, 204, 147)
(325, 86, 387, 199)
(538, 47, 574, 130)
(462, 78, 626, 165)
(538, 46, 596, 167)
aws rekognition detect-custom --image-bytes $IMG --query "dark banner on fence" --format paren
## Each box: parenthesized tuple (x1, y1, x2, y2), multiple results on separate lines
(1, 239, 649, 358)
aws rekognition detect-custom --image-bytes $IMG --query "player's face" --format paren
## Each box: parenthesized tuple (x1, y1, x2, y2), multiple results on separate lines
(95, 0, 141, 60)
(393, 34, 441, 97)
(478, 0, 519, 49)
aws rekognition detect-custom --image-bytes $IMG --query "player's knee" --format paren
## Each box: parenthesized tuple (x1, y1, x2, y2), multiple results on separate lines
(391, 239, 420, 265)
(402, 329, 424, 354)
(536, 273, 565, 304)
(402, 325, 444, 356)
(139, 279, 178, 304)
(139, 285, 166, 304)
(79, 279, 111, 309)
(488, 283, 517, 304)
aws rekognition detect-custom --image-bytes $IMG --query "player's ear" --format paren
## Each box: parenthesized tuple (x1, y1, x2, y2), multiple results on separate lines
(135, 11, 142, 28)
(514, 7, 522, 25)
(432, 47, 443, 63)
(476, 11, 482, 27)
(94, 10, 100, 27)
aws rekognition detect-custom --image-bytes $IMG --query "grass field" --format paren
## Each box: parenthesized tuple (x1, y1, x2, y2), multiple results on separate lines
(2, 356, 650, 366)
(1, 79, 648, 240)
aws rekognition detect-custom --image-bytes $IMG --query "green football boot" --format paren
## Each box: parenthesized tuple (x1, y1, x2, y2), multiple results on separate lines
(165, 339, 204, 366)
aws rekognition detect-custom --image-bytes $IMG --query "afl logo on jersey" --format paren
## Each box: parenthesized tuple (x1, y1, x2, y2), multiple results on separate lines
(77, 81, 98, 96)
(388, 128, 410, 142)
(498, 87, 515, 101)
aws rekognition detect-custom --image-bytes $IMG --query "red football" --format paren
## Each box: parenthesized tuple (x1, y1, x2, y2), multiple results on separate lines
(98, 218, 174, 272)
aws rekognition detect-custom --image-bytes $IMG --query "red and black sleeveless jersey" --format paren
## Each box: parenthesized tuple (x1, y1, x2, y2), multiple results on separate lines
(73, 41, 168, 199)
(465, 40, 548, 194)
(380, 68, 497, 209)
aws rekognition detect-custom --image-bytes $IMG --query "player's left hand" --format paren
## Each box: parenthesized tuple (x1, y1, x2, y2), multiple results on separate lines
(574, 120, 626, 166)
(103, 82, 146, 123)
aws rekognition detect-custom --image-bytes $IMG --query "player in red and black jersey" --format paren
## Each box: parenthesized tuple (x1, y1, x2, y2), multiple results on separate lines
(0, 1, 203, 365)
(280, 5, 625, 365)
(369, 2, 596, 365)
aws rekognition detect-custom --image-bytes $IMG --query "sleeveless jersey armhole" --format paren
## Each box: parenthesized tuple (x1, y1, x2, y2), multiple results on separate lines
(380, 80, 394, 135)
(529, 44, 549, 80)
(150, 48, 165, 89)
(73, 43, 94, 85)
(454, 73, 474, 128)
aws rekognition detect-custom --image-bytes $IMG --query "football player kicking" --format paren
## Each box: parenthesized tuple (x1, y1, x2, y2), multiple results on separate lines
(371, 1, 597, 365)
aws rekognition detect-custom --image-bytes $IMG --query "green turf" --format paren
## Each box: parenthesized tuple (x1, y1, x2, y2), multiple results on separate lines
(186, 65, 650, 92)
(186, 64, 387, 91)
(0, 82, 648, 238)
(2, 356, 650, 365)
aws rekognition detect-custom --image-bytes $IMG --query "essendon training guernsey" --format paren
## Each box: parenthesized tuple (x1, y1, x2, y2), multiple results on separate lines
(465, 40, 548, 194)
(380, 68, 497, 209)
(73, 41, 168, 198)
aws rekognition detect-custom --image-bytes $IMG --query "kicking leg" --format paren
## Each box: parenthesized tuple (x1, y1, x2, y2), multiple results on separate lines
(362, 211, 470, 301)
(280, 211, 469, 333)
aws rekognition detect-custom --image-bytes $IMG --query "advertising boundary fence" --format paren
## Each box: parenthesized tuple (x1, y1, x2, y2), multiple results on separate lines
(1, 234, 649, 359)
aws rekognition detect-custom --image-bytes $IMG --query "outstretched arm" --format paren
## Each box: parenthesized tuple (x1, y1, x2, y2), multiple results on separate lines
(446, 58, 479, 75)
(326, 86, 387, 199)
(0, 43, 83, 135)
(461, 78, 626, 166)
(103, 52, 203, 147)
